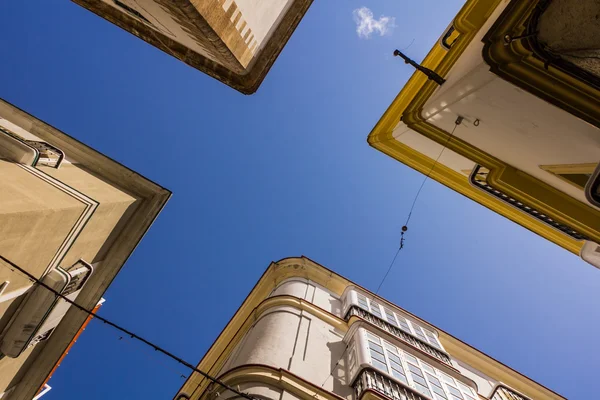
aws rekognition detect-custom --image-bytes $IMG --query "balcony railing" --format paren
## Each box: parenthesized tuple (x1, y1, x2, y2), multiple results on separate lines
(491, 385, 529, 400)
(354, 368, 425, 400)
(346, 306, 452, 366)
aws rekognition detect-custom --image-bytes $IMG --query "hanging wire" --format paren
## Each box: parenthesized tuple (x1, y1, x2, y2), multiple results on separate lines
(404, 116, 463, 227)
(0, 255, 256, 400)
(321, 116, 463, 389)
(375, 116, 463, 294)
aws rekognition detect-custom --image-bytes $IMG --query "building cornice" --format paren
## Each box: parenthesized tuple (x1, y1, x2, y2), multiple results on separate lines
(176, 257, 564, 400)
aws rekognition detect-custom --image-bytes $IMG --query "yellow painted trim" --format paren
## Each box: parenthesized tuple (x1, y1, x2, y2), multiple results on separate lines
(367, 0, 600, 255)
(175, 257, 565, 400)
(482, 0, 600, 129)
(372, 138, 582, 254)
(540, 163, 597, 175)
(540, 163, 597, 190)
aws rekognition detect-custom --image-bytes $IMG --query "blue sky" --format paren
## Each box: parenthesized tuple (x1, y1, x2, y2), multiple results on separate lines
(1, 1, 598, 399)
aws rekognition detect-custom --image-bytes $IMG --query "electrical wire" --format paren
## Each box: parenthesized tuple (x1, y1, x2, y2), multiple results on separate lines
(404, 116, 462, 227)
(321, 116, 463, 389)
(0, 255, 256, 400)
(375, 117, 462, 294)
(3, 119, 464, 397)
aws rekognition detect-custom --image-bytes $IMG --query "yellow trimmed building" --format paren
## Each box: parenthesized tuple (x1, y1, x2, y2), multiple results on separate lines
(368, 0, 600, 269)
(173, 257, 563, 400)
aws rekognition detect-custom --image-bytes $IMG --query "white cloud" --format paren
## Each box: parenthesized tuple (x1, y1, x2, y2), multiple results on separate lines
(353, 7, 395, 39)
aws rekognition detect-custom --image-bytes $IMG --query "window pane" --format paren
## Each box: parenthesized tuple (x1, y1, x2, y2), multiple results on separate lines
(408, 364, 424, 378)
(370, 301, 383, 318)
(431, 386, 448, 399)
(366, 332, 381, 344)
(412, 325, 428, 341)
(384, 308, 398, 326)
(390, 362, 404, 374)
(369, 342, 385, 355)
(425, 330, 441, 348)
(388, 353, 401, 365)
(414, 383, 432, 398)
(383, 341, 398, 354)
(357, 294, 369, 310)
(372, 359, 388, 373)
(447, 385, 463, 399)
(412, 375, 428, 387)
(422, 363, 435, 375)
(370, 349, 386, 364)
(403, 353, 418, 365)
(396, 316, 412, 333)
(440, 372, 456, 386)
(426, 373, 442, 388)
(391, 369, 409, 385)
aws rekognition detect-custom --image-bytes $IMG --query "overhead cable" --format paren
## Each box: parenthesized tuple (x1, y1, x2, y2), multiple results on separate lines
(0, 255, 255, 400)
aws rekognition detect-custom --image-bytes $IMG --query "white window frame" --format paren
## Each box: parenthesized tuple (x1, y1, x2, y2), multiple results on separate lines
(352, 291, 445, 351)
(363, 331, 475, 400)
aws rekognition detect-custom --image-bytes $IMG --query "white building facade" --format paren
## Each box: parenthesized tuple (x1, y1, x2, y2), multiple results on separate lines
(174, 257, 562, 400)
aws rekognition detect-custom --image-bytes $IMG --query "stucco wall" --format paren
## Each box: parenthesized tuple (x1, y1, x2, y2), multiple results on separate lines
(40, 164, 138, 265)
(220, 382, 300, 400)
(537, 0, 600, 78)
(222, 305, 352, 398)
(0, 160, 85, 282)
(269, 279, 343, 317)
(453, 359, 496, 397)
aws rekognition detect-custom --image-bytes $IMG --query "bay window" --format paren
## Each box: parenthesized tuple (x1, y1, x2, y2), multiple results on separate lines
(360, 330, 476, 400)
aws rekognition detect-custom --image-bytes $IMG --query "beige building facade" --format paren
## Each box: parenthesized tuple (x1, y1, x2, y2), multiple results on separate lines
(0, 99, 170, 400)
(71, 0, 313, 93)
(174, 257, 563, 400)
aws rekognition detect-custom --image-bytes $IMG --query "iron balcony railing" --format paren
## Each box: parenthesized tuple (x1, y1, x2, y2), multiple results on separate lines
(346, 306, 452, 366)
(491, 385, 529, 400)
(354, 367, 425, 400)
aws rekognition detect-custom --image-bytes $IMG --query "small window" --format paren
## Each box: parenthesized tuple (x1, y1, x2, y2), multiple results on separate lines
(424, 328, 442, 349)
(367, 334, 388, 373)
(360, 331, 473, 400)
(457, 382, 477, 400)
(446, 385, 464, 400)
(405, 359, 432, 398)
(396, 315, 412, 334)
(369, 301, 383, 318)
(357, 293, 369, 311)
(426, 373, 448, 400)
(411, 324, 429, 342)
(384, 307, 399, 327)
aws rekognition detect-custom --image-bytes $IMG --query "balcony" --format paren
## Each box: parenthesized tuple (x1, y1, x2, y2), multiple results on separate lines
(354, 368, 425, 400)
(346, 306, 452, 366)
(491, 385, 529, 400)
